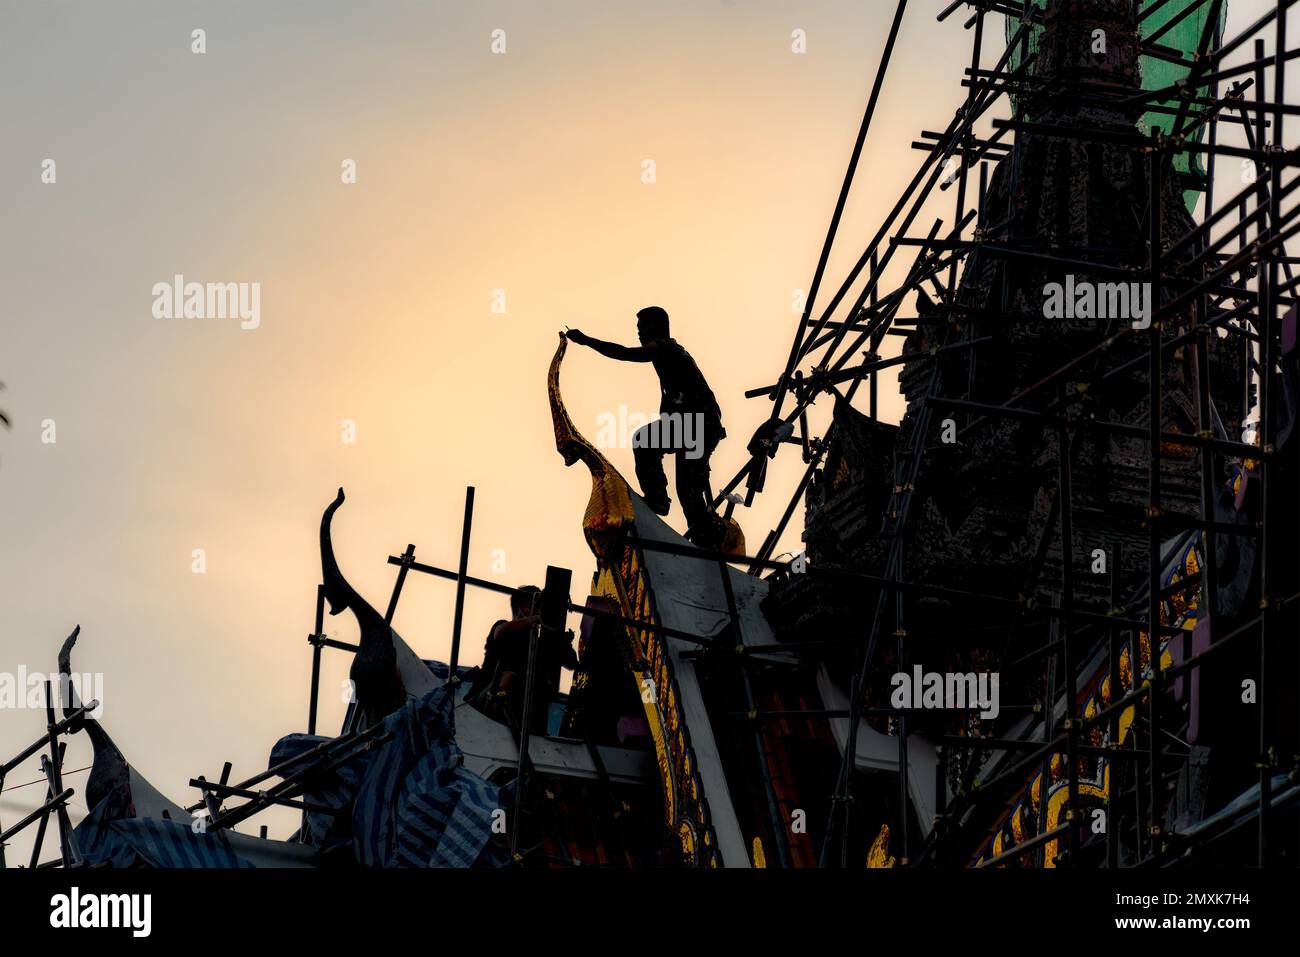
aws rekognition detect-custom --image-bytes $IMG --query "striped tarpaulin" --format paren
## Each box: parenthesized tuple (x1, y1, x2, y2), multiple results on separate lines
(271, 685, 510, 867)
(393, 756, 503, 868)
(72, 686, 505, 868)
(75, 797, 253, 868)
(104, 818, 253, 868)
(268, 732, 368, 848)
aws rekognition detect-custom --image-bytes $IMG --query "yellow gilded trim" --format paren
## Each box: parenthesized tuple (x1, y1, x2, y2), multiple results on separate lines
(1043, 782, 1106, 868)
(547, 335, 637, 560)
(867, 824, 897, 868)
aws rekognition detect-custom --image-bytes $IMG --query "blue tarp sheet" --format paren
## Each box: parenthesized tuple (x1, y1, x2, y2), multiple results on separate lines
(270, 685, 510, 868)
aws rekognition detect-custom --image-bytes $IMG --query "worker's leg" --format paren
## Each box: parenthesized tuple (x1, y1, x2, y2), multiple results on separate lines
(633, 421, 672, 514)
(676, 413, 722, 537)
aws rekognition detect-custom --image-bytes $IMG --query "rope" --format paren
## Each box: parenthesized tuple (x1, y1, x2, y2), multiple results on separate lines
(1, 766, 91, 793)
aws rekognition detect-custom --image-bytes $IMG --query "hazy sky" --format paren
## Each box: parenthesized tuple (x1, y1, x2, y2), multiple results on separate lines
(0, 0, 1286, 860)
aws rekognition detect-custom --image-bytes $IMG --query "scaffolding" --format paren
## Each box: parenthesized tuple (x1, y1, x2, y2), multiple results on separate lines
(4, 0, 1297, 872)
(698, 0, 1300, 868)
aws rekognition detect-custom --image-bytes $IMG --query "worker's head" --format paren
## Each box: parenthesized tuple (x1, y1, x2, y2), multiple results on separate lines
(511, 584, 542, 618)
(636, 306, 670, 344)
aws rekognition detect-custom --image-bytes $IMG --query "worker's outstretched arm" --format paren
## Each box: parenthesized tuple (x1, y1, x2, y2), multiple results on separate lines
(566, 329, 655, 362)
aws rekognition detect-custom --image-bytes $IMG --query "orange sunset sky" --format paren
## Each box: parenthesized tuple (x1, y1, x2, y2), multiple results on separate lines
(1, 0, 1286, 855)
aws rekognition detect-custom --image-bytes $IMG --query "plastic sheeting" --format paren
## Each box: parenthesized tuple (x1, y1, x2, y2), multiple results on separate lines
(1006, 0, 1228, 211)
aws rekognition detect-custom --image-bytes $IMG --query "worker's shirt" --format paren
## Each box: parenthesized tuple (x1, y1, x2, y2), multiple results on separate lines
(650, 337, 722, 420)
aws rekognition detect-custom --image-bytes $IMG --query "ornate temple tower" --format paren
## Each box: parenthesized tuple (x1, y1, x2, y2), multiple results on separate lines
(766, 0, 1250, 814)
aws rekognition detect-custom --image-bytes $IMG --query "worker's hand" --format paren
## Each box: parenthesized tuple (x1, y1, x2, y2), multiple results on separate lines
(566, 328, 589, 346)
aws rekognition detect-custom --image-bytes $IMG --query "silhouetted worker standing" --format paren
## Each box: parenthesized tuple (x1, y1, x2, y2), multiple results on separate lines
(566, 306, 726, 546)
